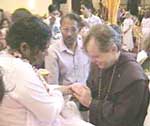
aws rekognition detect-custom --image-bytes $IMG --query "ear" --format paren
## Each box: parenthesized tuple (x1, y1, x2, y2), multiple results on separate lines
(20, 42, 29, 52)
(110, 43, 118, 52)
(19, 42, 30, 58)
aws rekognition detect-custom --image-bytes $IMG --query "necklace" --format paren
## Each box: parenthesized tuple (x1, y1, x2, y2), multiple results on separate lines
(98, 64, 117, 99)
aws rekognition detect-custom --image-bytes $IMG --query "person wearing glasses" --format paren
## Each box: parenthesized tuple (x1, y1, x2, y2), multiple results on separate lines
(45, 12, 90, 87)
(45, 13, 90, 120)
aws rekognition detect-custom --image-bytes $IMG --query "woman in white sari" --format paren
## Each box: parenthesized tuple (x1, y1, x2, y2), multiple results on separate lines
(122, 12, 134, 51)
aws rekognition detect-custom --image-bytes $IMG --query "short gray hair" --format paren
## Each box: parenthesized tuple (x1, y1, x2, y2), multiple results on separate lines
(84, 24, 122, 52)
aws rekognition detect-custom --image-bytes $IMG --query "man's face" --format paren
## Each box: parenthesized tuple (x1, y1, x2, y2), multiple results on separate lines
(86, 37, 116, 69)
(61, 18, 79, 47)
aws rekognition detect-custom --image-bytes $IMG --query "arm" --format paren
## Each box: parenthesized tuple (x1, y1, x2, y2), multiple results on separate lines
(45, 47, 59, 85)
(12, 63, 64, 123)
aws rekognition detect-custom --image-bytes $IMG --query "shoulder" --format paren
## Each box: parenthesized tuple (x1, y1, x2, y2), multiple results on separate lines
(119, 53, 145, 80)
(113, 52, 148, 91)
(0, 54, 32, 72)
(47, 41, 62, 54)
(92, 15, 102, 22)
(0, 56, 36, 88)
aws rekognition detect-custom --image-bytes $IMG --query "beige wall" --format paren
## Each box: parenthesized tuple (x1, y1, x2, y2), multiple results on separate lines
(60, 0, 72, 15)
(0, 0, 52, 16)
(0, 0, 149, 16)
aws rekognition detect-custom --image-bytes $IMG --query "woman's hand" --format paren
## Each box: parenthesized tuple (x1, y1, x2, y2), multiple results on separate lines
(70, 83, 92, 108)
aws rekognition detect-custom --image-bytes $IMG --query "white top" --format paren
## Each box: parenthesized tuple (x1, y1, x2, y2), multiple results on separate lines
(43, 16, 61, 41)
(0, 51, 64, 126)
(141, 17, 150, 39)
(83, 14, 102, 27)
(122, 18, 134, 50)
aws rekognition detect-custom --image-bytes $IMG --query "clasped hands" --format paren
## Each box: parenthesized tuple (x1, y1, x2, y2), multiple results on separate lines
(58, 83, 92, 108)
(37, 69, 92, 108)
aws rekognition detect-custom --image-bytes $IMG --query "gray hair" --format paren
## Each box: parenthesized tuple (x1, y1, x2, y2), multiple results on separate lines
(84, 24, 122, 52)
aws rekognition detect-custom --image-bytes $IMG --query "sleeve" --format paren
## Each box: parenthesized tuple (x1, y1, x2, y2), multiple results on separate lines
(89, 99, 100, 125)
(98, 17, 103, 24)
(45, 47, 59, 85)
(90, 80, 149, 125)
(11, 63, 64, 123)
(122, 20, 129, 32)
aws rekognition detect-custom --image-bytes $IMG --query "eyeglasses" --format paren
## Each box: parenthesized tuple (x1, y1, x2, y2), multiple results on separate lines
(61, 27, 78, 33)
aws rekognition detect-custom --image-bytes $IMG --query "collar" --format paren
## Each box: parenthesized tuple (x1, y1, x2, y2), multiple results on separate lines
(59, 36, 83, 54)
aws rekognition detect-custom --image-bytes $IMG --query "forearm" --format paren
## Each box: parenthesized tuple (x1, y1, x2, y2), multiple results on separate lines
(45, 51, 59, 84)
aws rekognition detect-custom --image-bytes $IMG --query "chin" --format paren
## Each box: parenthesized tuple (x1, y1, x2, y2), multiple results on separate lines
(97, 65, 105, 69)
(98, 64, 110, 70)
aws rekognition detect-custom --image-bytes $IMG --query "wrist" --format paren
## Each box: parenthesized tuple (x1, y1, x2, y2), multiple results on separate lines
(86, 97, 92, 108)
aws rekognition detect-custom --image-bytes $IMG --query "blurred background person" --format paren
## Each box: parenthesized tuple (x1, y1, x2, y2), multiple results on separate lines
(44, 4, 62, 43)
(122, 12, 134, 51)
(0, 9, 8, 50)
(80, 0, 102, 28)
(11, 8, 32, 24)
(141, 7, 150, 42)
(137, 35, 150, 73)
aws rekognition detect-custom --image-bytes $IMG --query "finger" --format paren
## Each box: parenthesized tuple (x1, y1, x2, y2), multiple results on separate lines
(83, 85, 89, 89)
(72, 92, 81, 101)
(71, 85, 81, 93)
(71, 88, 82, 96)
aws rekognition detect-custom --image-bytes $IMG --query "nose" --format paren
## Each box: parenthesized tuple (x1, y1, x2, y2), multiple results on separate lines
(90, 57, 97, 64)
(66, 30, 73, 36)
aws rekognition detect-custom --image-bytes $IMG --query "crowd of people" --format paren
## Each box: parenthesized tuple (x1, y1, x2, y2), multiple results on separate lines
(0, 0, 150, 126)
